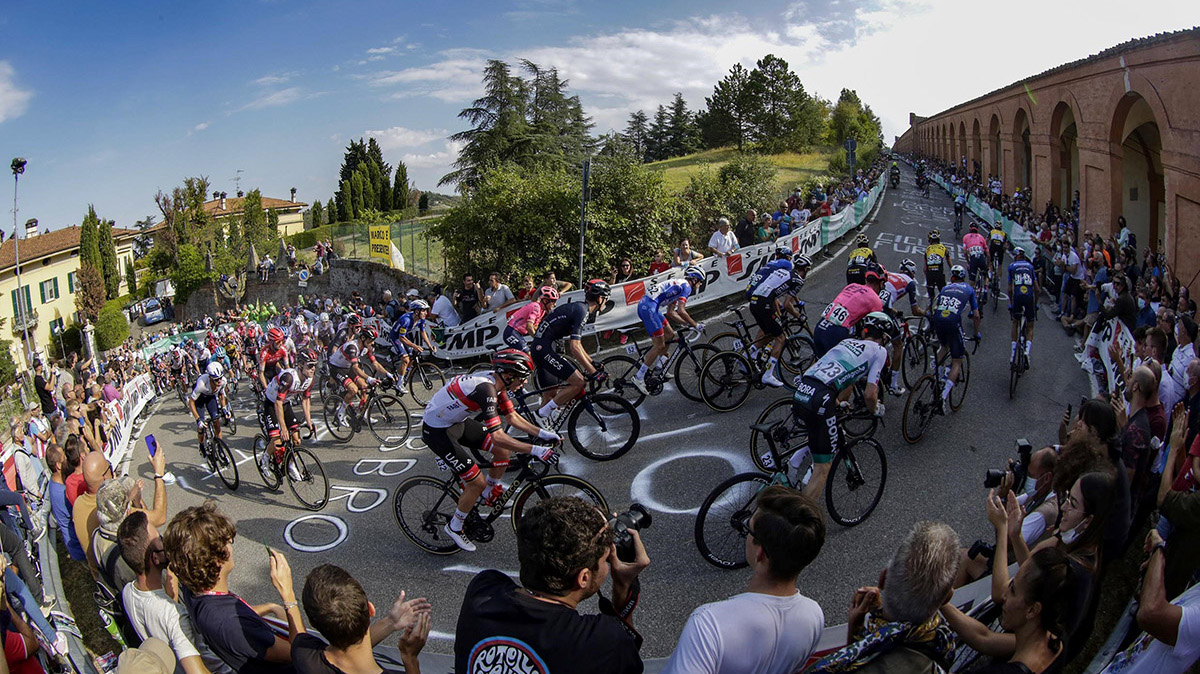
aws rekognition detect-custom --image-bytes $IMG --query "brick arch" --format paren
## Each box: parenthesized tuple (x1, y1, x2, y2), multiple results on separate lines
(971, 117, 982, 174)
(1108, 86, 1167, 258)
(958, 120, 967, 169)
(987, 112, 1003, 178)
(1011, 104, 1033, 189)
(949, 122, 957, 165)
(1049, 100, 1081, 210)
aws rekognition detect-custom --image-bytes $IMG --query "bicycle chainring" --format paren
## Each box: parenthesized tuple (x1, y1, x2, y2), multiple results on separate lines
(646, 374, 665, 396)
(464, 513, 494, 543)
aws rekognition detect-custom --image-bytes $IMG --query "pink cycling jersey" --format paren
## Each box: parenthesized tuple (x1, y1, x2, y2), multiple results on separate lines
(821, 283, 883, 328)
(506, 301, 545, 335)
(962, 233, 988, 257)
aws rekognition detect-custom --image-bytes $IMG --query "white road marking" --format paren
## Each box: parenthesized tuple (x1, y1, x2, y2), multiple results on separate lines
(429, 630, 455, 642)
(202, 448, 256, 481)
(443, 564, 519, 579)
(638, 423, 713, 443)
(630, 449, 755, 515)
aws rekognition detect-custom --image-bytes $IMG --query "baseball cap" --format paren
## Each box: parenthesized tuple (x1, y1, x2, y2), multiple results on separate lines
(1179, 314, 1198, 343)
(117, 638, 176, 674)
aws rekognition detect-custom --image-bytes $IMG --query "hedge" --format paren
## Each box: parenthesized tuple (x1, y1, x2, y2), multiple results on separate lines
(286, 224, 331, 250)
(95, 301, 130, 351)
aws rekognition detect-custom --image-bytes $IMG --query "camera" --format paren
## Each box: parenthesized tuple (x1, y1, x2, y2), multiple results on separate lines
(983, 438, 1034, 491)
(610, 503, 651, 563)
(967, 539, 995, 561)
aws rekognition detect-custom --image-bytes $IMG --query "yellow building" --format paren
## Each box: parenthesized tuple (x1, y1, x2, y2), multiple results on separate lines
(0, 222, 138, 370)
(203, 192, 308, 238)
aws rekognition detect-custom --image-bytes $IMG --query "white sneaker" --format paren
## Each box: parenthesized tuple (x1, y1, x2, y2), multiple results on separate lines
(287, 459, 304, 482)
(760, 371, 784, 388)
(396, 383, 408, 395)
(630, 377, 650, 395)
(259, 450, 273, 472)
(443, 524, 476, 552)
(52, 632, 68, 656)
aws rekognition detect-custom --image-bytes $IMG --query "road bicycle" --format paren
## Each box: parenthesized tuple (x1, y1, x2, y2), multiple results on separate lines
(695, 416, 887, 568)
(988, 268, 1003, 316)
(1009, 312, 1032, 400)
(197, 418, 239, 490)
(390, 349, 446, 406)
(897, 314, 936, 389)
(698, 305, 817, 413)
(252, 426, 329, 510)
(902, 335, 979, 444)
(321, 378, 412, 446)
(394, 450, 608, 554)
(175, 377, 189, 407)
(596, 326, 719, 407)
(748, 381, 882, 473)
(708, 304, 817, 391)
(485, 381, 640, 462)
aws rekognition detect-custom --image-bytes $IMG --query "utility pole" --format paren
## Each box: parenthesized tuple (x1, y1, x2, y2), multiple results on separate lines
(10, 158, 32, 368)
(578, 160, 590, 289)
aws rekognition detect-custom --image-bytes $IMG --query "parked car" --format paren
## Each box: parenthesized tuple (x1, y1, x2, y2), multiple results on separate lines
(143, 298, 165, 325)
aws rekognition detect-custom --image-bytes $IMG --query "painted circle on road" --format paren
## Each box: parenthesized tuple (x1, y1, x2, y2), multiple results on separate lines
(630, 450, 754, 516)
(284, 514, 348, 553)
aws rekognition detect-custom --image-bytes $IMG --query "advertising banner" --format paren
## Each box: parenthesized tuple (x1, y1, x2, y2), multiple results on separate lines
(369, 225, 392, 265)
(103, 373, 157, 470)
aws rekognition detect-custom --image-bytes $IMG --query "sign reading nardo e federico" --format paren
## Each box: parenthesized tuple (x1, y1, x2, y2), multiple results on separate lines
(368, 225, 391, 263)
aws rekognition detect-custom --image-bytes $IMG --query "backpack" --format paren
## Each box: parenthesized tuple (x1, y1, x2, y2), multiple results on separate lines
(1125, 231, 1137, 253)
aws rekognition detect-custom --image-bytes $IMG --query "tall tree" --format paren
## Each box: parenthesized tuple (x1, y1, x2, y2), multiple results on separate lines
(418, 192, 430, 214)
(366, 160, 385, 210)
(358, 167, 375, 214)
(125, 257, 138, 296)
(744, 54, 824, 152)
(338, 181, 351, 222)
(79, 206, 102, 269)
(98, 219, 120, 299)
(442, 59, 530, 190)
(350, 173, 365, 219)
(132, 214, 156, 259)
(828, 88, 882, 148)
(646, 105, 670, 161)
(241, 189, 271, 252)
(701, 63, 755, 150)
(393, 162, 410, 211)
(74, 264, 106, 321)
(310, 200, 323, 228)
(624, 110, 649, 161)
(665, 93, 699, 157)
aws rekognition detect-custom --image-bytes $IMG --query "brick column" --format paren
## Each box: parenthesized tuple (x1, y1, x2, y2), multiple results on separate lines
(1074, 134, 1116, 237)
(1030, 132, 1055, 212)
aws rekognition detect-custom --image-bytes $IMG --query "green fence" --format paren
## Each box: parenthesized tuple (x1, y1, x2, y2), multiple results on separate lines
(328, 217, 445, 282)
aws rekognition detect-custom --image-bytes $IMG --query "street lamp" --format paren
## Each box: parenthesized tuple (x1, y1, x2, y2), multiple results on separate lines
(11, 157, 33, 368)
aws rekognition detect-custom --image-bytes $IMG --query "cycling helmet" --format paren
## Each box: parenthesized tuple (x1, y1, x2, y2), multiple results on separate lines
(298, 350, 319, 368)
(774, 245, 793, 262)
(793, 254, 812, 269)
(1013, 247, 1028, 259)
(861, 311, 900, 341)
(319, 312, 330, 322)
(491, 348, 533, 378)
(684, 266, 705, 284)
(898, 258, 917, 276)
(361, 305, 376, 318)
(206, 362, 225, 379)
(862, 263, 884, 285)
(929, 230, 941, 243)
(359, 326, 379, 341)
(410, 299, 430, 311)
(855, 234, 869, 247)
(968, 223, 979, 233)
(267, 327, 285, 343)
(950, 264, 967, 280)
(293, 316, 306, 327)
(584, 279, 611, 300)
(345, 313, 362, 327)
(297, 324, 310, 335)
(538, 286, 560, 302)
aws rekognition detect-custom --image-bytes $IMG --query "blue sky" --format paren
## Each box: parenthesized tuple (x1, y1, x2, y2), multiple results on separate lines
(1, 0, 1197, 233)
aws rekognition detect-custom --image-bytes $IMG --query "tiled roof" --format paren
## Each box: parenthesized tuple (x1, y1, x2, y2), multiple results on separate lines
(203, 196, 307, 217)
(921, 27, 1199, 121)
(0, 225, 138, 273)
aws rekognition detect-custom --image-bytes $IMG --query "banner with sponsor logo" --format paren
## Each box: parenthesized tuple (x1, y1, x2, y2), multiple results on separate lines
(436, 181, 885, 359)
(104, 372, 158, 470)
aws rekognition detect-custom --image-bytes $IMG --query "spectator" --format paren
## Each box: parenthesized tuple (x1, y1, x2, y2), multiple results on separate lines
(514, 275, 536, 302)
(611, 259, 635, 284)
(1117, 366, 1168, 532)
(543, 272, 573, 294)
(1100, 532, 1200, 674)
(454, 497, 649, 673)
(734, 209, 756, 248)
(662, 486, 826, 674)
(2, 568, 48, 674)
(426, 287, 460, 329)
(163, 502, 304, 674)
(116, 638, 177, 674)
(452, 274, 484, 322)
(483, 273, 516, 313)
(673, 239, 704, 267)
(31, 362, 56, 420)
(93, 477, 142, 592)
(647, 251, 670, 276)
(381, 291, 402, 322)
(1166, 315, 1196, 411)
(103, 373, 123, 403)
(117, 509, 233, 674)
(1158, 407, 1200, 597)
(808, 521, 961, 674)
(708, 219, 738, 258)
(8, 415, 47, 530)
(46, 443, 85, 562)
(72, 452, 111, 578)
(293, 565, 430, 674)
(754, 214, 774, 243)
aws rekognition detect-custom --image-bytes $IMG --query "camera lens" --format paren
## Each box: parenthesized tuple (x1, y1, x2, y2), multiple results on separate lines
(983, 469, 1006, 489)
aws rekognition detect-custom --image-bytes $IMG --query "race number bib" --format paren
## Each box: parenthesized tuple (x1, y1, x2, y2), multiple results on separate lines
(824, 304, 851, 326)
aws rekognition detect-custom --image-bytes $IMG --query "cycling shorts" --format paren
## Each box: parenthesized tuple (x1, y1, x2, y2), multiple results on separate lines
(389, 338, 412, 358)
(422, 421, 484, 481)
(1010, 293, 1037, 322)
(194, 394, 219, 422)
(636, 297, 666, 338)
(330, 364, 355, 387)
(967, 254, 988, 279)
(791, 378, 839, 463)
(813, 322, 850, 359)
(502, 325, 529, 353)
(925, 270, 946, 295)
(171, 367, 183, 379)
(931, 317, 967, 359)
(749, 297, 783, 338)
(989, 243, 1006, 260)
(531, 340, 576, 389)
(259, 399, 298, 438)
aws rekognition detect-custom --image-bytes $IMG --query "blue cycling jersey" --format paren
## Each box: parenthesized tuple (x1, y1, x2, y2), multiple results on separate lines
(1008, 260, 1037, 297)
(390, 312, 424, 340)
(931, 282, 978, 321)
(647, 279, 692, 309)
(745, 260, 799, 301)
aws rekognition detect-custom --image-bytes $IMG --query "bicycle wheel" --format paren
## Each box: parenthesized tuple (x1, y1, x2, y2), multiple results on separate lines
(695, 473, 769, 569)
(286, 448, 330, 511)
(321, 396, 355, 443)
(210, 436, 240, 491)
(777, 332, 816, 384)
(252, 434, 283, 491)
(408, 362, 445, 406)
(567, 394, 639, 461)
(707, 330, 743, 354)
(365, 394, 411, 446)
(901, 375, 939, 444)
(699, 352, 754, 412)
(901, 334, 931, 389)
(749, 398, 807, 473)
(825, 438, 887, 527)
(673, 343, 720, 402)
(596, 355, 646, 408)
(509, 475, 609, 534)
(224, 411, 238, 436)
(315, 370, 330, 403)
(950, 351, 970, 411)
(393, 476, 462, 554)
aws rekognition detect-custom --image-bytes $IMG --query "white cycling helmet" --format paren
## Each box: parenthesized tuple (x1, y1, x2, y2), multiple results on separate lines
(319, 312, 330, 322)
(206, 362, 225, 379)
(684, 266, 705, 283)
(898, 258, 917, 275)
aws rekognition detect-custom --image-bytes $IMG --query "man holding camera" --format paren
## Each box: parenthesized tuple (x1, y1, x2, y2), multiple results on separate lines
(454, 497, 650, 674)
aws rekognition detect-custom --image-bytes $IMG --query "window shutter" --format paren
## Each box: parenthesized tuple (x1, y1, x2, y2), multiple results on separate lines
(10, 289, 17, 317)
(53, 277, 59, 299)
(24, 286, 31, 313)
(68, 273, 75, 293)
(39, 282, 46, 304)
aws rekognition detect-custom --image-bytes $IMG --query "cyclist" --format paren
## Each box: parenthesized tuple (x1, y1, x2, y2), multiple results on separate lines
(792, 311, 897, 502)
(745, 247, 810, 387)
(1007, 247, 1040, 364)
(953, 193, 967, 233)
(813, 265, 885, 358)
(879, 259, 926, 394)
(846, 234, 877, 285)
(331, 313, 362, 352)
(315, 312, 336, 350)
(422, 349, 562, 552)
(504, 286, 558, 353)
(259, 351, 318, 477)
(168, 346, 191, 390)
(388, 300, 435, 394)
(531, 279, 611, 419)
(962, 223, 989, 298)
(924, 230, 949, 308)
(329, 327, 392, 426)
(988, 223, 1009, 277)
(631, 267, 705, 395)
(258, 327, 292, 390)
(929, 265, 982, 414)
(188, 362, 229, 448)
(195, 339, 213, 373)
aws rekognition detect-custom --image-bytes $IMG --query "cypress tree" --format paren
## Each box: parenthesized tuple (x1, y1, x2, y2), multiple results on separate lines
(393, 162, 410, 211)
(98, 219, 120, 299)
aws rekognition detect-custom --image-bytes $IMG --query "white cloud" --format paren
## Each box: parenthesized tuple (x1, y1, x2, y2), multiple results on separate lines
(242, 86, 303, 111)
(367, 46, 395, 55)
(366, 48, 492, 102)
(252, 72, 297, 86)
(402, 140, 464, 168)
(365, 126, 448, 150)
(187, 121, 211, 137)
(0, 61, 33, 123)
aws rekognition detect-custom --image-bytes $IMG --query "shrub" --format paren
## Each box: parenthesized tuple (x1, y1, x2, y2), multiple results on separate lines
(171, 244, 212, 305)
(95, 302, 130, 351)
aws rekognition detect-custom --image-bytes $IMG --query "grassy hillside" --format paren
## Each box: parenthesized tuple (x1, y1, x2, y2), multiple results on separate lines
(648, 146, 835, 193)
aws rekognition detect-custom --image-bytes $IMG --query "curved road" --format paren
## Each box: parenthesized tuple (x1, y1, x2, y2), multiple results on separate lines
(131, 162, 1089, 658)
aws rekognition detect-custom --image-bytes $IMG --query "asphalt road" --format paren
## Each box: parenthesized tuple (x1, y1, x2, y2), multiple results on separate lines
(130, 162, 1089, 659)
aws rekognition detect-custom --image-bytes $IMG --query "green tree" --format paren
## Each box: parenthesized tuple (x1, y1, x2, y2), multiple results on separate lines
(171, 244, 211, 304)
(624, 110, 649, 161)
(418, 192, 430, 214)
(828, 88, 882, 149)
(718, 153, 778, 216)
(338, 181, 351, 221)
(124, 257, 137, 296)
(74, 264, 106, 321)
(310, 200, 323, 228)
(350, 173, 365, 219)
(442, 59, 530, 190)
(665, 92, 699, 157)
(701, 63, 754, 150)
(359, 167, 376, 213)
(95, 301, 130, 351)
(79, 206, 102, 269)
(98, 219, 120, 299)
(646, 105, 670, 161)
(132, 214, 156, 258)
(267, 208, 279, 235)
(745, 54, 824, 152)
(0, 339, 19, 386)
(240, 189, 272, 253)
(393, 162, 410, 211)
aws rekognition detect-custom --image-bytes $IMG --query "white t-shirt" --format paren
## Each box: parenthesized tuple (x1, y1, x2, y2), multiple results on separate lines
(431, 295, 460, 327)
(708, 229, 738, 255)
(1102, 581, 1200, 674)
(123, 584, 234, 674)
(662, 591, 824, 674)
(1068, 249, 1086, 280)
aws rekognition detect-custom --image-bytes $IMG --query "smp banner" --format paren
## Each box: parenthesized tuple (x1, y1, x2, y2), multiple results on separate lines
(437, 179, 884, 360)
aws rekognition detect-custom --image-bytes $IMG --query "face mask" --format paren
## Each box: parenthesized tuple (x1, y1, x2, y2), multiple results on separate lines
(1138, 298, 1147, 309)
(1058, 518, 1089, 544)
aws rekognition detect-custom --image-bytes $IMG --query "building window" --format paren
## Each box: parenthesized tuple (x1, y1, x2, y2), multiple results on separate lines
(10, 286, 31, 319)
(39, 278, 59, 303)
(50, 317, 64, 337)
(68, 271, 78, 294)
